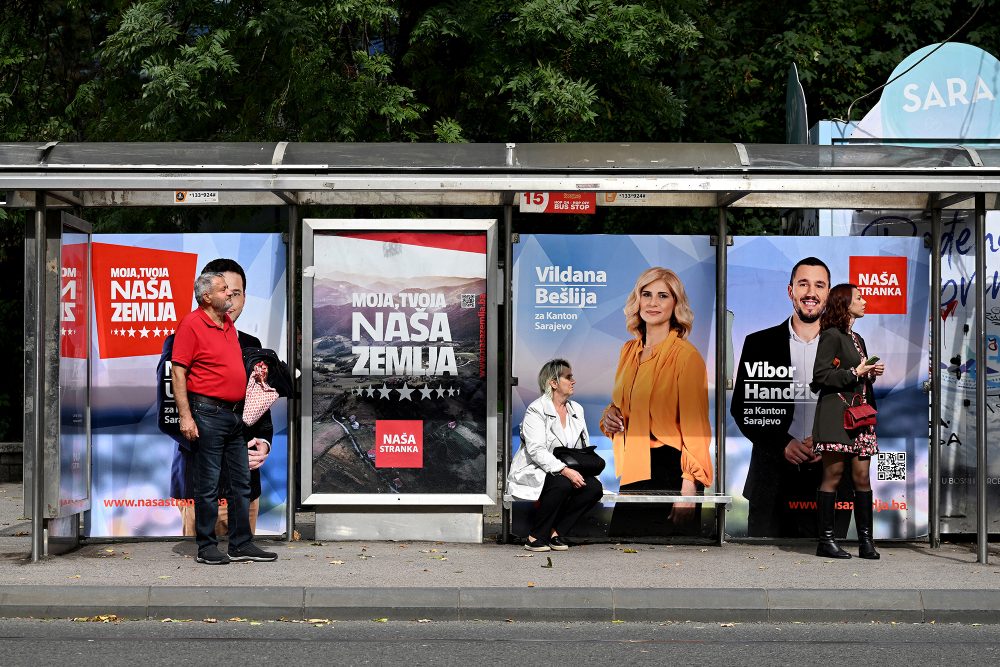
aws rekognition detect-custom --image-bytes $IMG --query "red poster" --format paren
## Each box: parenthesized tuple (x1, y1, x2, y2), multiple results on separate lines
(60, 244, 88, 359)
(850, 256, 908, 314)
(374, 420, 424, 468)
(91, 243, 199, 359)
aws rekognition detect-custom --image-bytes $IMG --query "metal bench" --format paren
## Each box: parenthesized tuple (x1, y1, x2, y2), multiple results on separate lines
(502, 492, 733, 546)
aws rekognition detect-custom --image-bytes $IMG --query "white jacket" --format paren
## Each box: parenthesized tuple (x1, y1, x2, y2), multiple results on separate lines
(507, 395, 591, 501)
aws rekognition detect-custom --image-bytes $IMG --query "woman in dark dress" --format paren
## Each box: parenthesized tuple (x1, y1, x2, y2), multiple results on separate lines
(810, 283, 885, 560)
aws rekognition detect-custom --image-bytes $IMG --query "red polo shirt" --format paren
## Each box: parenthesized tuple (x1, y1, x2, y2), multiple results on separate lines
(172, 307, 246, 402)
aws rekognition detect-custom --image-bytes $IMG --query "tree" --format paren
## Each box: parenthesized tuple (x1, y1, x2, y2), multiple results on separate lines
(403, 0, 702, 142)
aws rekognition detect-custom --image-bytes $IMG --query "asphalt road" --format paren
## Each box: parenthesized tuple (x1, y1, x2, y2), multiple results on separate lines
(2, 619, 999, 665)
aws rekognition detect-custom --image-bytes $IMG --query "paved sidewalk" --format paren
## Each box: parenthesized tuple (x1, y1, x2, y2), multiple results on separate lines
(2, 483, 1000, 622)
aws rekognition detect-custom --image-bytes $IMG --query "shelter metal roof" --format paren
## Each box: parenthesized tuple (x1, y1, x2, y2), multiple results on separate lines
(3, 142, 1000, 210)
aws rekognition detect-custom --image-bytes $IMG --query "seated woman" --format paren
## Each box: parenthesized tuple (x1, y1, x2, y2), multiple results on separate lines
(507, 359, 604, 551)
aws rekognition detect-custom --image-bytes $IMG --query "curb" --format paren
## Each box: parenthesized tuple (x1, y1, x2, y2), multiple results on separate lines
(2, 587, 1000, 623)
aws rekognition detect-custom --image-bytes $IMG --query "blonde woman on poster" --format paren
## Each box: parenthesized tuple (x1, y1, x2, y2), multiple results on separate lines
(600, 267, 713, 536)
(811, 283, 884, 560)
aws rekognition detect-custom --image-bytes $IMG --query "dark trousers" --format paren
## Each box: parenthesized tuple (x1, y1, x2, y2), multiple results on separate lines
(747, 460, 853, 539)
(609, 445, 703, 537)
(191, 400, 252, 553)
(530, 474, 603, 540)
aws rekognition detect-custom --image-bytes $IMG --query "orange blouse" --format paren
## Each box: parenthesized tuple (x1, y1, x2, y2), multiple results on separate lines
(600, 331, 713, 487)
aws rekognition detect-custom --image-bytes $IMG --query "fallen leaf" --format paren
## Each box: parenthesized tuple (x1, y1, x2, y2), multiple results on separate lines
(612, 620, 625, 624)
(541, 557, 553, 569)
(228, 617, 247, 622)
(373, 618, 388, 623)
(622, 548, 638, 554)
(306, 618, 330, 624)
(527, 582, 536, 587)
(292, 530, 301, 541)
(700, 548, 709, 553)
(104, 548, 115, 554)
(417, 619, 432, 624)
(203, 618, 217, 624)
(68, 575, 81, 579)
(158, 576, 171, 580)
(329, 560, 345, 565)
(720, 622, 735, 627)
(515, 554, 534, 558)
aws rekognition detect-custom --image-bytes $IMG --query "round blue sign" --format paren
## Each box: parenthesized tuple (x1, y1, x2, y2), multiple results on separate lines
(881, 42, 1000, 140)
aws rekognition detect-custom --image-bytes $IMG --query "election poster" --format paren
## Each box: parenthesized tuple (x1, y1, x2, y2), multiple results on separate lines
(838, 210, 1000, 534)
(726, 236, 930, 539)
(86, 233, 288, 537)
(302, 221, 495, 504)
(58, 234, 90, 515)
(815, 42, 1000, 534)
(511, 234, 717, 537)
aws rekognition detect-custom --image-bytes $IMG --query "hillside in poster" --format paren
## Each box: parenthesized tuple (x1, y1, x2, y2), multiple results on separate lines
(309, 232, 488, 495)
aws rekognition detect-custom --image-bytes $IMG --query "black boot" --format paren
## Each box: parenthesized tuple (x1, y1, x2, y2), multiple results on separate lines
(816, 491, 852, 559)
(854, 490, 880, 560)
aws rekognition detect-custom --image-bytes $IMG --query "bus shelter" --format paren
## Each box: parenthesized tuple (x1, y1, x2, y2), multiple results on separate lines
(2, 141, 998, 562)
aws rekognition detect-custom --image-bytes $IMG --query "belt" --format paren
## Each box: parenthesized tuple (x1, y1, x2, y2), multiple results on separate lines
(188, 392, 244, 413)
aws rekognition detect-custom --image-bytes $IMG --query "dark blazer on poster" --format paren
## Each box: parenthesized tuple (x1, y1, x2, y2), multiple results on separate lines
(730, 319, 797, 505)
(810, 327, 876, 446)
(169, 330, 274, 501)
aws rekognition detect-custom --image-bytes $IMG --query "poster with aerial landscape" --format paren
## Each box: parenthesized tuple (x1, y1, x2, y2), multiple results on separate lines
(305, 225, 492, 500)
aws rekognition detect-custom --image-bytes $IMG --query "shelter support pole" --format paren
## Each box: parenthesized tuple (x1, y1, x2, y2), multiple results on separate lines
(31, 193, 46, 562)
(930, 199, 942, 549)
(715, 208, 728, 546)
(287, 204, 299, 541)
(976, 194, 989, 564)
(501, 195, 514, 544)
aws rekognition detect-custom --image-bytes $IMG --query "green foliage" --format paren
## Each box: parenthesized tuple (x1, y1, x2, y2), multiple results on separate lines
(687, 0, 1000, 142)
(406, 0, 702, 141)
(4, 0, 1000, 440)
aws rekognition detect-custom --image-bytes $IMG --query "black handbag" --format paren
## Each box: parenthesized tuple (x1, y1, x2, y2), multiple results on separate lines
(552, 445, 606, 476)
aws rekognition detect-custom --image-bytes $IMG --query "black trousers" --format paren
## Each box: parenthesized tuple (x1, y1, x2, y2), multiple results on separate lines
(530, 474, 603, 540)
(609, 445, 703, 537)
(747, 460, 854, 538)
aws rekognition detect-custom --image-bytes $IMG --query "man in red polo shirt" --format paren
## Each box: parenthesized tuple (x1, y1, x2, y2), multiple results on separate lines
(171, 271, 277, 565)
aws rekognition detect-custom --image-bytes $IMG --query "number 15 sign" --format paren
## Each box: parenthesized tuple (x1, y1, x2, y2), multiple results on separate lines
(519, 192, 597, 214)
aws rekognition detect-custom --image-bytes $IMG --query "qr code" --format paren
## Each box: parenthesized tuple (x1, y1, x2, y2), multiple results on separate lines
(877, 452, 906, 481)
(461, 294, 477, 309)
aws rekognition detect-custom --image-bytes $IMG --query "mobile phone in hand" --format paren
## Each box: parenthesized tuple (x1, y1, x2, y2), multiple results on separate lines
(865, 356, 880, 365)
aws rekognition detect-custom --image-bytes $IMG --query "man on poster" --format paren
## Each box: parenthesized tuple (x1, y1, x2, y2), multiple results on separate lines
(731, 257, 848, 538)
(172, 271, 277, 564)
(169, 259, 274, 538)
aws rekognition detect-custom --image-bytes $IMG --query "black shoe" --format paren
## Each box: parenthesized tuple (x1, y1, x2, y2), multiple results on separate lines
(196, 545, 230, 565)
(228, 541, 277, 562)
(854, 490, 881, 560)
(548, 536, 569, 551)
(816, 491, 852, 559)
(523, 537, 550, 552)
